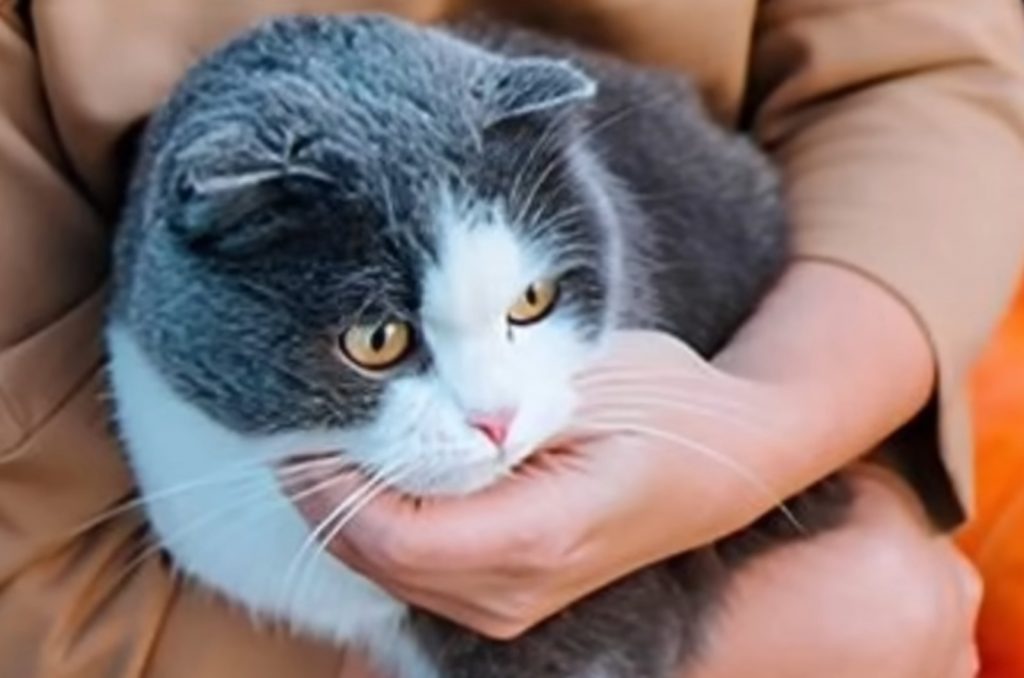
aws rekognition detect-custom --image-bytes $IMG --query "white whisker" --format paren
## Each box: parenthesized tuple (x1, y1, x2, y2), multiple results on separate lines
(67, 454, 344, 541)
(105, 457, 348, 593)
(295, 469, 411, 607)
(575, 391, 778, 436)
(509, 108, 576, 224)
(576, 364, 719, 385)
(579, 419, 804, 533)
(281, 459, 411, 613)
(106, 479, 290, 590)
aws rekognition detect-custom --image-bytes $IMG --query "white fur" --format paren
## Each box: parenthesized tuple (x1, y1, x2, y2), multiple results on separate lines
(410, 193, 591, 492)
(107, 191, 596, 674)
(106, 326, 435, 678)
(316, 193, 592, 497)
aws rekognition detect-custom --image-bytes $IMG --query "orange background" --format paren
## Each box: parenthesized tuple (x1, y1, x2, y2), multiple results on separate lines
(958, 284, 1024, 677)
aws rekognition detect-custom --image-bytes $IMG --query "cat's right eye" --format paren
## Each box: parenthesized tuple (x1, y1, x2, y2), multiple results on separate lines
(338, 321, 413, 372)
(508, 279, 559, 326)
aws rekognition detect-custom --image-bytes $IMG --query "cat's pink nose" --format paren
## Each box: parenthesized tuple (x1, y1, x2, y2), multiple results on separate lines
(468, 410, 515, 447)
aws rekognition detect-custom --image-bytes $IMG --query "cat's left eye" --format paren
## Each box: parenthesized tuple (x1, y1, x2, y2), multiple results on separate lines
(338, 320, 413, 372)
(508, 279, 559, 326)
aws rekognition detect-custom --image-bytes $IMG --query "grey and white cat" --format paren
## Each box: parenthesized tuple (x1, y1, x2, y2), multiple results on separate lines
(106, 14, 849, 678)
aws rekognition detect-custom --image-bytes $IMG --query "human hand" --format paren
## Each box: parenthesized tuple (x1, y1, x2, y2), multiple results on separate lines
(686, 465, 981, 678)
(328, 467, 981, 678)
(286, 260, 942, 649)
(286, 331, 804, 639)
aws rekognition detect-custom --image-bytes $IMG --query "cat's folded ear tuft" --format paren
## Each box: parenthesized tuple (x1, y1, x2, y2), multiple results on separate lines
(167, 165, 332, 257)
(476, 57, 597, 127)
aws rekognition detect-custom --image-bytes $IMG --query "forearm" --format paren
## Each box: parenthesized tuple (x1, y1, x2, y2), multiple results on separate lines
(714, 260, 935, 497)
(745, 0, 1024, 516)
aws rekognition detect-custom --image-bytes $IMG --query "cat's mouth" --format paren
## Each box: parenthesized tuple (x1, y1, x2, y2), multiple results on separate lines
(277, 450, 505, 499)
(283, 451, 343, 467)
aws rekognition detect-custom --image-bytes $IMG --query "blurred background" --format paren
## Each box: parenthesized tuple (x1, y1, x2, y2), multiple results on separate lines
(958, 279, 1024, 678)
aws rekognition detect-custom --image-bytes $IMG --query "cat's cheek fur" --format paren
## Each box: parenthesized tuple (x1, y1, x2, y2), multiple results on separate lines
(351, 204, 598, 495)
(346, 321, 586, 496)
(500, 319, 588, 457)
(336, 376, 505, 495)
(105, 324, 436, 678)
(369, 190, 599, 494)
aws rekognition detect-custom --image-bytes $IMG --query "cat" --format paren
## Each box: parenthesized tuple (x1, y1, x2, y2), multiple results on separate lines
(106, 14, 850, 678)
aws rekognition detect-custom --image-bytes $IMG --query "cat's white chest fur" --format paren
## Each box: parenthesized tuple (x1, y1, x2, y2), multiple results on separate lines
(106, 325, 435, 678)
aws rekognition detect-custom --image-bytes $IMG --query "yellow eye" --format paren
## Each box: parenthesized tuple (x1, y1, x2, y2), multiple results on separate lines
(339, 321, 413, 371)
(508, 279, 559, 326)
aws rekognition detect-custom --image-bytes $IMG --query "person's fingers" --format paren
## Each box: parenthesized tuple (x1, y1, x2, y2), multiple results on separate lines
(278, 466, 409, 574)
(282, 463, 590, 634)
(394, 578, 557, 640)
(334, 556, 567, 640)
(585, 330, 710, 374)
(283, 454, 590, 575)
(555, 332, 732, 443)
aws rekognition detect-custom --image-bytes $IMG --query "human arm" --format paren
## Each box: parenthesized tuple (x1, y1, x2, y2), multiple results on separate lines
(290, 0, 1024, 641)
(749, 0, 1024, 517)
(289, 261, 937, 636)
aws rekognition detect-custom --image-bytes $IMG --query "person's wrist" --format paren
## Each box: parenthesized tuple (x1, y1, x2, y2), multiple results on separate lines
(709, 260, 935, 489)
(741, 371, 842, 483)
(644, 366, 820, 551)
(681, 365, 832, 501)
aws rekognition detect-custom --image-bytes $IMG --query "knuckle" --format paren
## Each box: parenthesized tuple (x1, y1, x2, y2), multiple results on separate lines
(510, 522, 578, 573)
(509, 524, 560, 570)
(853, 538, 963, 647)
(512, 521, 547, 552)
(505, 591, 535, 619)
(480, 592, 543, 640)
(479, 618, 532, 641)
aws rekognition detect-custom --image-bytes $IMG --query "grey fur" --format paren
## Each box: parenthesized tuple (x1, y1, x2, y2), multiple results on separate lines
(110, 14, 849, 678)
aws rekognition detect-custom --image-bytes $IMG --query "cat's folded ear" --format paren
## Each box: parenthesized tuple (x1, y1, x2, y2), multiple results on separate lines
(168, 165, 332, 256)
(165, 132, 336, 256)
(475, 57, 597, 127)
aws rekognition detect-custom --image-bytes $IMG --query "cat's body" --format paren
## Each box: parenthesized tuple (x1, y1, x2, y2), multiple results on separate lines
(107, 15, 849, 678)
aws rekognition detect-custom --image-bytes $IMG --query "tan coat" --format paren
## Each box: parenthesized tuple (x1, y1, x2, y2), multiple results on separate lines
(2, 0, 1023, 675)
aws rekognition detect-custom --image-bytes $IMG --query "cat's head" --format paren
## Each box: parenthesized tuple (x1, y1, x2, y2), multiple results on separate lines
(119, 15, 620, 494)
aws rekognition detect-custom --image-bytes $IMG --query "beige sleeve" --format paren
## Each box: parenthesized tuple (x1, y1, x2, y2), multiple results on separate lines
(748, 0, 1024, 524)
(0, 6, 370, 676)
